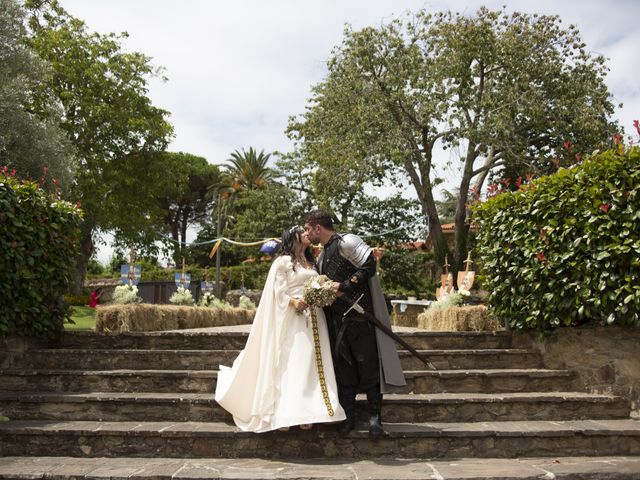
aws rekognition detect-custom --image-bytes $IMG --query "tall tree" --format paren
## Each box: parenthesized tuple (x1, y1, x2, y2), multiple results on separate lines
(225, 147, 274, 190)
(200, 147, 275, 264)
(288, 7, 618, 272)
(155, 152, 221, 264)
(0, 0, 74, 189)
(25, 0, 173, 293)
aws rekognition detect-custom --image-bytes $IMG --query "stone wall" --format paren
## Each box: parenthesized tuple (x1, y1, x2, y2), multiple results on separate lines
(512, 326, 640, 418)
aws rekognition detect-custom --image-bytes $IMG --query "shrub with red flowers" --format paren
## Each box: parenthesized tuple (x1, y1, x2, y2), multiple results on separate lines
(473, 147, 640, 331)
(0, 168, 82, 337)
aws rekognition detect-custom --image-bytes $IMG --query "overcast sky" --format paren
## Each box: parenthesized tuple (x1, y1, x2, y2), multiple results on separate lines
(57, 0, 640, 262)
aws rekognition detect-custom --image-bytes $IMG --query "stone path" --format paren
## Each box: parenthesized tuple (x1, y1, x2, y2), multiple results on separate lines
(2, 455, 640, 479)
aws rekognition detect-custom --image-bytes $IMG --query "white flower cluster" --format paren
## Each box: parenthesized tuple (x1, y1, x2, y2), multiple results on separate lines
(238, 295, 256, 310)
(169, 286, 195, 306)
(429, 291, 466, 311)
(199, 292, 232, 310)
(112, 284, 142, 305)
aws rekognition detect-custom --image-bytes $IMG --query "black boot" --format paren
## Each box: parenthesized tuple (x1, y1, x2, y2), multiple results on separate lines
(367, 386, 384, 438)
(337, 387, 356, 435)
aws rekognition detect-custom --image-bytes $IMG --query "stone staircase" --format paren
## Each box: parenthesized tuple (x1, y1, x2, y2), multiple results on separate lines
(1, 328, 640, 479)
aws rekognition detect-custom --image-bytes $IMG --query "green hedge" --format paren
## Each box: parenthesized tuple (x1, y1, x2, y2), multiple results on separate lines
(0, 170, 82, 336)
(474, 147, 640, 330)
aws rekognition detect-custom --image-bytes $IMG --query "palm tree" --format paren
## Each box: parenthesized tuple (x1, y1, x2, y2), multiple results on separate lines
(225, 147, 274, 190)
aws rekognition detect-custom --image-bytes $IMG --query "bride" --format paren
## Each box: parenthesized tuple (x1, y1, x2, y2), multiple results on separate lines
(215, 226, 346, 432)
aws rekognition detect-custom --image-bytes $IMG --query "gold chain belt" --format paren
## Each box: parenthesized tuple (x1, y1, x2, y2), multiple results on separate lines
(310, 308, 334, 416)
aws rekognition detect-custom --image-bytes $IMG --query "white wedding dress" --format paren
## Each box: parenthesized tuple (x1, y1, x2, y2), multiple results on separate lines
(215, 255, 346, 432)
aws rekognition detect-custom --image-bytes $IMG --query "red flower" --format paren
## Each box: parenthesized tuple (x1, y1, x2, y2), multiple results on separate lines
(613, 133, 623, 145)
(563, 141, 572, 150)
(487, 183, 500, 197)
(575, 153, 582, 162)
(634, 120, 640, 136)
(75, 201, 82, 209)
(536, 252, 546, 262)
(599, 203, 611, 213)
(515, 176, 523, 189)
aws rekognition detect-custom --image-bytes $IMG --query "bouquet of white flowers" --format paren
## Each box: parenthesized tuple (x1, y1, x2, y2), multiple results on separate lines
(302, 274, 336, 309)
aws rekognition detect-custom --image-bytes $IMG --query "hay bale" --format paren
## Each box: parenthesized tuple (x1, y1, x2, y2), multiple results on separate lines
(95, 304, 255, 333)
(416, 305, 500, 332)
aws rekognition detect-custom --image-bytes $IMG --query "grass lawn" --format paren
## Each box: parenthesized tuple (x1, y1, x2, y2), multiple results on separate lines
(65, 306, 97, 331)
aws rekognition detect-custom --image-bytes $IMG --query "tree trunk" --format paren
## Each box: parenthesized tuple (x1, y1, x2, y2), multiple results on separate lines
(171, 223, 180, 266)
(180, 210, 188, 263)
(472, 146, 497, 201)
(453, 142, 478, 276)
(71, 223, 95, 295)
(417, 186, 448, 267)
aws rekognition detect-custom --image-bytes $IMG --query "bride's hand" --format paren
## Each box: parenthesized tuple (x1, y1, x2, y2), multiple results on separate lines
(290, 298, 308, 312)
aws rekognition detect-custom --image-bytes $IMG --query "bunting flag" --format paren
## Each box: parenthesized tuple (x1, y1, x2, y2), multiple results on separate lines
(120, 265, 141, 286)
(175, 272, 191, 288)
(208, 239, 223, 259)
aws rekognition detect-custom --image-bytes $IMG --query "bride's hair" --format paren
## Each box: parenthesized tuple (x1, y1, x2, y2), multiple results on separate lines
(278, 226, 315, 270)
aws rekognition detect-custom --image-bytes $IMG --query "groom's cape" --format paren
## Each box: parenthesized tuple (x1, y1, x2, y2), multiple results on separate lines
(319, 234, 408, 394)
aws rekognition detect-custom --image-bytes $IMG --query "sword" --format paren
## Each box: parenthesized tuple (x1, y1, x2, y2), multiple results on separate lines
(338, 294, 437, 371)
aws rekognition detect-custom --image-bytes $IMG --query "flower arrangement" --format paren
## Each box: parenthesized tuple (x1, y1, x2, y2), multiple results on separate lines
(169, 286, 195, 306)
(238, 295, 256, 310)
(429, 291, 466, 311)
(112, 284, 142, 305)
(302, 274, 336, 308)
(199, 292, 232, 310)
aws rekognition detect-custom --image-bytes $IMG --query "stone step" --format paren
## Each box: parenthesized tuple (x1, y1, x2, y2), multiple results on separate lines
(14, 348, 542, 371)
(2, 419, 640, 459)
(2, 455, 640, 479)
(0, 391, 629, 423)
(53, 330, 512, 351)
(0, 368, 576, 394)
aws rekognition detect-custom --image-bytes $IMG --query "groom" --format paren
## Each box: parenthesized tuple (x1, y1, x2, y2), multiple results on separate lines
(304, 210, 406, 438)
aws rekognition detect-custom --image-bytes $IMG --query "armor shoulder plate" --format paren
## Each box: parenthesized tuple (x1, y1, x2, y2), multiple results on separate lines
(338, 234, 372, 268)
